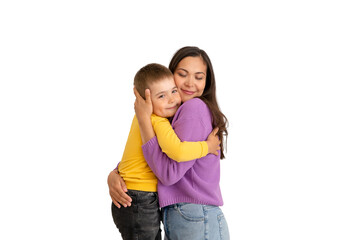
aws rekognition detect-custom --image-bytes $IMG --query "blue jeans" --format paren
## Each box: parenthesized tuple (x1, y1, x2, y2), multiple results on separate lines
(162, 203, 230, 240)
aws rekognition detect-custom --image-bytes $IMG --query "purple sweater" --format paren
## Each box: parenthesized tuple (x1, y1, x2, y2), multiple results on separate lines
(142, 98, 223, 208)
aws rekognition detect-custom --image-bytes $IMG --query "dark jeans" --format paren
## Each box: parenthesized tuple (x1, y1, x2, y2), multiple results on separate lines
(111, 190, 161, 240)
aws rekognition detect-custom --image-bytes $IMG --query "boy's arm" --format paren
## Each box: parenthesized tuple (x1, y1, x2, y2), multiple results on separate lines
(142, 100, 215, 186)
(152, 115, 220, 162)
(134, 87, 219, 162)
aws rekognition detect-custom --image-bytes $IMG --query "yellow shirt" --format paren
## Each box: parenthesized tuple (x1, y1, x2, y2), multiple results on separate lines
(118, 114, 208, 192)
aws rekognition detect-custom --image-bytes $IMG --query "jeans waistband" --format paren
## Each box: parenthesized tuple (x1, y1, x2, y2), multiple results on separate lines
(165, 202, 218, 211)
(127, 189, 157, 204)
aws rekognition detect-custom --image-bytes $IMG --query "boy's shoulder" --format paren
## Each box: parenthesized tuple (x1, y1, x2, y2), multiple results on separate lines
(150, 114, 170, 124)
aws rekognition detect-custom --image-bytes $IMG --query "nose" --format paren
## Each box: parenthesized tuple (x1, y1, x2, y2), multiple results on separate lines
(184, 75, 194, 87)
(168, 94, 174, 103)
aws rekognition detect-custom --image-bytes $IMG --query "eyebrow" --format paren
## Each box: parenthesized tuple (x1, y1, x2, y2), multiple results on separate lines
(154, 86, 178, 96)
(177, 68, 206, 75)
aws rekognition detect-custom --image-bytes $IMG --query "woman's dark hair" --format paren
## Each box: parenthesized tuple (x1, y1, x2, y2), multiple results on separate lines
(169, 46, 228, 159)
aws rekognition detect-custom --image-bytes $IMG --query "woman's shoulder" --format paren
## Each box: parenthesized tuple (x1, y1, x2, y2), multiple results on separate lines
(176, 98, 211, 119)
(182, 97, 207, 109)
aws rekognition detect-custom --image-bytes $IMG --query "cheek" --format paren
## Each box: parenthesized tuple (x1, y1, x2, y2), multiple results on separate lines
(178, 92, 187, 101)
(174, 76, 183, 88)
(153, 103, 162, 111)
(197, 82, 206, 94)
(175, 95, 181, 103)
(152, 106, 162, 116)
(151, 100, 160, 114)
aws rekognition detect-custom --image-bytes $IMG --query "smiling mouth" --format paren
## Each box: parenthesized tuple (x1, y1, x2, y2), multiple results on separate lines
(181, 89, 195, 95)
(167, 105, 178, 110)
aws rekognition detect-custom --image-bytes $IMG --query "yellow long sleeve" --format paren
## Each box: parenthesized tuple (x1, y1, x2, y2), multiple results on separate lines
(118, 116, 157, 192)
(151, 115, 208, 162)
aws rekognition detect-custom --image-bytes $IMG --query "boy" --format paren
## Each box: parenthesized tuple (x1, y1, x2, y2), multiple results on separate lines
(111, 63, 219, 240)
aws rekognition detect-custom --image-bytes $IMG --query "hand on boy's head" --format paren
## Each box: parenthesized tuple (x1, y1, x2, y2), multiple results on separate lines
(144, 88, 151, 101)
(134, 87, 153, 119)
(133, 87, 152, 102)
(133, 86, 142, 99)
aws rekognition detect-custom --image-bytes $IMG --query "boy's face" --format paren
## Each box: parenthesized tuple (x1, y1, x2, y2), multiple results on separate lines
(148, 77, 181, 118)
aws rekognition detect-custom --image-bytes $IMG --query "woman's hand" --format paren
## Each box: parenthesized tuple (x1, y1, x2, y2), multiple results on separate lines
(134, 87, 156, 143)
(206, 127, 221, 156)
(107, 169, 132, 208)
(134, 87, 152, 121)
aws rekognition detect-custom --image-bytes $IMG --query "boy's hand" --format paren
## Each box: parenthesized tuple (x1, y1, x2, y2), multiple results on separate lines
(134, 87, 153, 120)
(206, 127, 221, 156)
(108, 169, 132, 208)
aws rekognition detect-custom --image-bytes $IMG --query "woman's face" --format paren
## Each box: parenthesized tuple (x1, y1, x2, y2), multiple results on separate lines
(173, 56, 207, 102)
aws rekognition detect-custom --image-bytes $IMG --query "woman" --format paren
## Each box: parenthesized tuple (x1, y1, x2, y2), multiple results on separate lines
(108, 46, 229, 239)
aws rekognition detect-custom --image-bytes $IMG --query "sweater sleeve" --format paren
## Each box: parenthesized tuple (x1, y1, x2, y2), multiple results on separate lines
(151, 115, 208, 162)
(142, 99, 213, 186)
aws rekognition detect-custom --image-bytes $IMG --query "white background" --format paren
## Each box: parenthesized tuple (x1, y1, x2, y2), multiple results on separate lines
(1, 0, 358, 239)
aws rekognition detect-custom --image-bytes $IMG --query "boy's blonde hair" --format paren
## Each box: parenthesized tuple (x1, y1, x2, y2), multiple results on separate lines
(134, 63, 173, 99)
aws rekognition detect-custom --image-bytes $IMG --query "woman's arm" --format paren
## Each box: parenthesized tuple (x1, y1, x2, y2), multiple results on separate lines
(134, 88, 220, 162)
(142, 99, 215, 186)
(152, 116, 220, 161)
